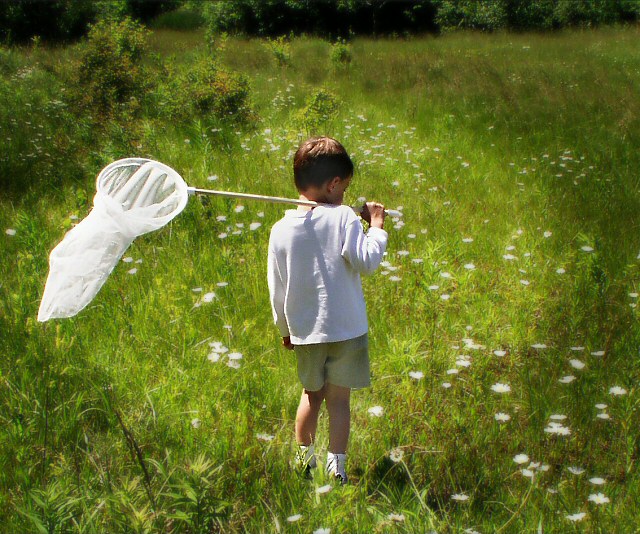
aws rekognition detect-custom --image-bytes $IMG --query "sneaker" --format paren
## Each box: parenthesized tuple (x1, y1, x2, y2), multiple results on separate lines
(295, 444, 317, 478)
(326, 452, 348, 485)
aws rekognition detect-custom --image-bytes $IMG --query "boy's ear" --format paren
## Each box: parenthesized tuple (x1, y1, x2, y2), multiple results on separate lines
(327, 176, 342, 193)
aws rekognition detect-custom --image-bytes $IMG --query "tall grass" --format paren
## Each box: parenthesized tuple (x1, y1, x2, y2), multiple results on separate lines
(1, 27, 639, 532)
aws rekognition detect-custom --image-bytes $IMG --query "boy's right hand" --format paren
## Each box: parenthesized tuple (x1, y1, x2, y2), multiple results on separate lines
(282, 336, 294, 350)
(361, 202, 386, 229)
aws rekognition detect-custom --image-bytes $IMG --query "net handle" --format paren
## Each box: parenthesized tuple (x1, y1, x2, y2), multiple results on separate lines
(187, 187, 403, 218)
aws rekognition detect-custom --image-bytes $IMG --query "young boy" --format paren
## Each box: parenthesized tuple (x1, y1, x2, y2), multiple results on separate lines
(267, 136, 388, 483)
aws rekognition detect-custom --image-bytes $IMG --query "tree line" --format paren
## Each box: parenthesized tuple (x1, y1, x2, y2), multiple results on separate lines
(2, 0, 639, 44)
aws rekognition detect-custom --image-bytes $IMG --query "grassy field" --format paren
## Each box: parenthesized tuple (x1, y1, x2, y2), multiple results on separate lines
(1, 26, 640, 532)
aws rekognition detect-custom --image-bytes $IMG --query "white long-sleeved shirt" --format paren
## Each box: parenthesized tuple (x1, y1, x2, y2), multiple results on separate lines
(267, 205, 388, 345)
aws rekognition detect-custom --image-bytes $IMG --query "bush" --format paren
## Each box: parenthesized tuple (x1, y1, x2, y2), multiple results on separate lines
(264, 35, 291, 67)
(72, 17, 150, 119)
(297, 89, 340, 134)
(155, 57, 254, 125)
(330, 39, 352, 69)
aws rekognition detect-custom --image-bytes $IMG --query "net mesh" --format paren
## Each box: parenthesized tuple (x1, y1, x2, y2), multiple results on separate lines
(38, 159, 188, 321)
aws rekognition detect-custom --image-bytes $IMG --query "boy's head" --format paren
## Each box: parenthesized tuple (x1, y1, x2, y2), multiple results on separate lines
(293, 137, 354, 193)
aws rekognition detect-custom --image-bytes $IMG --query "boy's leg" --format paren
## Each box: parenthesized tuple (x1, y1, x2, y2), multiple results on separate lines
(325, 383, 351, 483)
(325, 383, 351, 454)
(295, 386, 326, 446)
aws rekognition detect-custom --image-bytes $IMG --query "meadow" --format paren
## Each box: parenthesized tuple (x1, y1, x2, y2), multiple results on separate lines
(1, 26, 640, 532)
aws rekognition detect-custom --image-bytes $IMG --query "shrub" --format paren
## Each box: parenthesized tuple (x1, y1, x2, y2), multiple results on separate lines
(72, 17, 150, 119)
(265, 35, 291, 67)
(297, 89, 340, 134)
(330, 39, 352, 69)
(155, 57, 254, 125)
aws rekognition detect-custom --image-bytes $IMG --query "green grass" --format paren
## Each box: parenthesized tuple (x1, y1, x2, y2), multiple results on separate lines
(1, 27, 640, 532)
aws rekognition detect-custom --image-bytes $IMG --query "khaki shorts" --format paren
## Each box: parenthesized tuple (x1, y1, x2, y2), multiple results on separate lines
(294, 334, 370, 391)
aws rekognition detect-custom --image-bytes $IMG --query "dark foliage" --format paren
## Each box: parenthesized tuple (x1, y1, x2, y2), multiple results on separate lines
(0, 0, 180, 44)
(202, 0, 639, 36)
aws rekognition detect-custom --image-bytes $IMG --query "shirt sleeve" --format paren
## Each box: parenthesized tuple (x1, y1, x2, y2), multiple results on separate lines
(341, 218, 388, 275)
(267, 244, 290, 337)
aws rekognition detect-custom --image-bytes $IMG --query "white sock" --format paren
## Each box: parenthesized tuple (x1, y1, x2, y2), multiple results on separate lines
(298, 444, 317, 469)
(326, 452, 347, 480)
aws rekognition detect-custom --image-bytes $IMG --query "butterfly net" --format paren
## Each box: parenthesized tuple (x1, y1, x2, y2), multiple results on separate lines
(38, 158, 188, 321)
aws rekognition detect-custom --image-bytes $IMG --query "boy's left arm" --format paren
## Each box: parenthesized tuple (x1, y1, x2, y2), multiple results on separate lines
(342, 207, 388, 274)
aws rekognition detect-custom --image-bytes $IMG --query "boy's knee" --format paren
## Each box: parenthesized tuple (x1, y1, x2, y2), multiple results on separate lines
(326, 383, 351, 400)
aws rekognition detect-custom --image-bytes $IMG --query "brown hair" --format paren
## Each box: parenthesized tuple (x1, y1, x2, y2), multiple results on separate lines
(293, 136, 354, 191)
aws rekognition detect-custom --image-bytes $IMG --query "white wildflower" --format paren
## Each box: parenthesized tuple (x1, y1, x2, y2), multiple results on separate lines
(588, 493, 609, 505)
(389, 448, 404, 463)
(544, 422, 571, 435)
(609, 386, 627, 396)
(559, 375, 576, 384)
